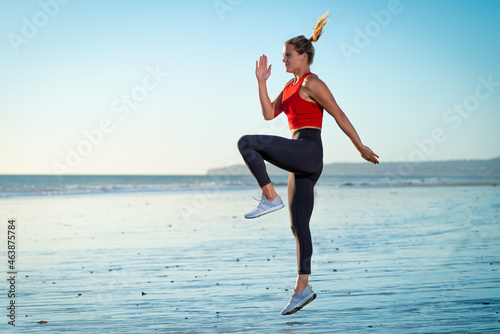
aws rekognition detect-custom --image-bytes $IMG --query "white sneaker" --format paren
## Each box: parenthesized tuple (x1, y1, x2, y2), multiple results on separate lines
(244, 194, 284, 219)
(280, 285, 317, 315)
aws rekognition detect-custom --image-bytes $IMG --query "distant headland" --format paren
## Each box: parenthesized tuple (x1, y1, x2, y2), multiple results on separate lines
(207, 157, 500, 177)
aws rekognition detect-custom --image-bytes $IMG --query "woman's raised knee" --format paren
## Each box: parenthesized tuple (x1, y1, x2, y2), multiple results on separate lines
(237, 135, 254, 152)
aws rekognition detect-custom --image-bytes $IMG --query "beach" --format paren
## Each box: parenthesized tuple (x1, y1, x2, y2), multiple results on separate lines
(1, 184, 499, 333)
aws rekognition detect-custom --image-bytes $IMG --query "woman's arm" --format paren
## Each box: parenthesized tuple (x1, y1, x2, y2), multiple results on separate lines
(303, 76, 379, 164)
(255, 55, 285, 120)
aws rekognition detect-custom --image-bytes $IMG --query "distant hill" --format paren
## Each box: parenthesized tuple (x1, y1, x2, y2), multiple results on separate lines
(207, 157, 500, 177)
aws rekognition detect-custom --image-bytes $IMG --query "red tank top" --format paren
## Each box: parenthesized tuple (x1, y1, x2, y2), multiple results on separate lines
(277, 72, 323, 130)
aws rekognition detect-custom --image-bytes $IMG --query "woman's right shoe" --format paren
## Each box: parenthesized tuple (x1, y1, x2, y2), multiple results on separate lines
(244, 194, 284, 219)
(280, 285, 317, 315)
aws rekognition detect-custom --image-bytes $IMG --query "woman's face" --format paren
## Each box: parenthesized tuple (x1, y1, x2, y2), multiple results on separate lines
(283, 43, 306, 73)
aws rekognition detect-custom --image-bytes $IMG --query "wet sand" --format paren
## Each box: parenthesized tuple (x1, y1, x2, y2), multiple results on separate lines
(1, 185, 499, 333)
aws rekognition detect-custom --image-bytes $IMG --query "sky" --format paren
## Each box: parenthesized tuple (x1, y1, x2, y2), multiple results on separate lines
(1, 0, 499, 175)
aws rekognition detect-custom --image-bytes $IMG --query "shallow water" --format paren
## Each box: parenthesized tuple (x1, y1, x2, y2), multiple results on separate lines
(1, 185, 499, 333)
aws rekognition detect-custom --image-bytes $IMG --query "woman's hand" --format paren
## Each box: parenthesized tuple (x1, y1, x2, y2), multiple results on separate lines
(358, 145, 379, 164)
(255, 54, 272, 83)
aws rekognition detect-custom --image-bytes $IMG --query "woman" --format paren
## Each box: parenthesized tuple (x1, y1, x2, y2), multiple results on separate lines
(237, 12, 379, 315)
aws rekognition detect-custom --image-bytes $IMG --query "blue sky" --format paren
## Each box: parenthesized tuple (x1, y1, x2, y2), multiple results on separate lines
(1, 0, 499, 174)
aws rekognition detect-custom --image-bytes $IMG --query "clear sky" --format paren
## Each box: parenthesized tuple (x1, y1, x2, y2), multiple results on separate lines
(1, 0, 499, 175)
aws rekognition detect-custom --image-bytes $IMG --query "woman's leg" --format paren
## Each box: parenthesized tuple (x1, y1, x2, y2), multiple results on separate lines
(239, 130, 323, 314)
(288, 167, 322, 292)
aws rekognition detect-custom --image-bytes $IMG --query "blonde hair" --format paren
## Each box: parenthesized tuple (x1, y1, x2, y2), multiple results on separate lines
(311, 10, 329, 42)
(285, 11, 330, 65)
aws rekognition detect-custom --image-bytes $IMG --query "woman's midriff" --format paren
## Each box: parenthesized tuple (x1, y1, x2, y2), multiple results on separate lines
(291, 126, 322, 135)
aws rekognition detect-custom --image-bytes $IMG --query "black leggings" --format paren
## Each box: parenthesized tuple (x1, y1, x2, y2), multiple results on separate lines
(237, 129, 323, 275)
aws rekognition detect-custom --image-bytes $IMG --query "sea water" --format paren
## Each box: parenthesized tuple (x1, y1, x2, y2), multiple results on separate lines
(0, 176, 499, 333)
(1, 174, 498, 198)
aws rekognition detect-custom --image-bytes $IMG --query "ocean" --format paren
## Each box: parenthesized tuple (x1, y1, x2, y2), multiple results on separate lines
(1, 174, 499, 198)
(0, 175, 499, 332)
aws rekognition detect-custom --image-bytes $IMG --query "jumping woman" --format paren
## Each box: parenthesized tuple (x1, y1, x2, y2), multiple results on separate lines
(237, 12, 379, 315)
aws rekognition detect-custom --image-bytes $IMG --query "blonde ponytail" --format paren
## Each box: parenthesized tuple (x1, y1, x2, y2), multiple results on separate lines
(310, 11, 330, 43)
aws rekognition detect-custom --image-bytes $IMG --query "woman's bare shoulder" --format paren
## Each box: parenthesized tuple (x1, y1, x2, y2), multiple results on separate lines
(303, 73, 326, 90)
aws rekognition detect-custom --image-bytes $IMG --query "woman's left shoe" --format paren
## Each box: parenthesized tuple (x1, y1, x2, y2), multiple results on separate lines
(280, 285, 317, 315)
(244, 194, 284, 219)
